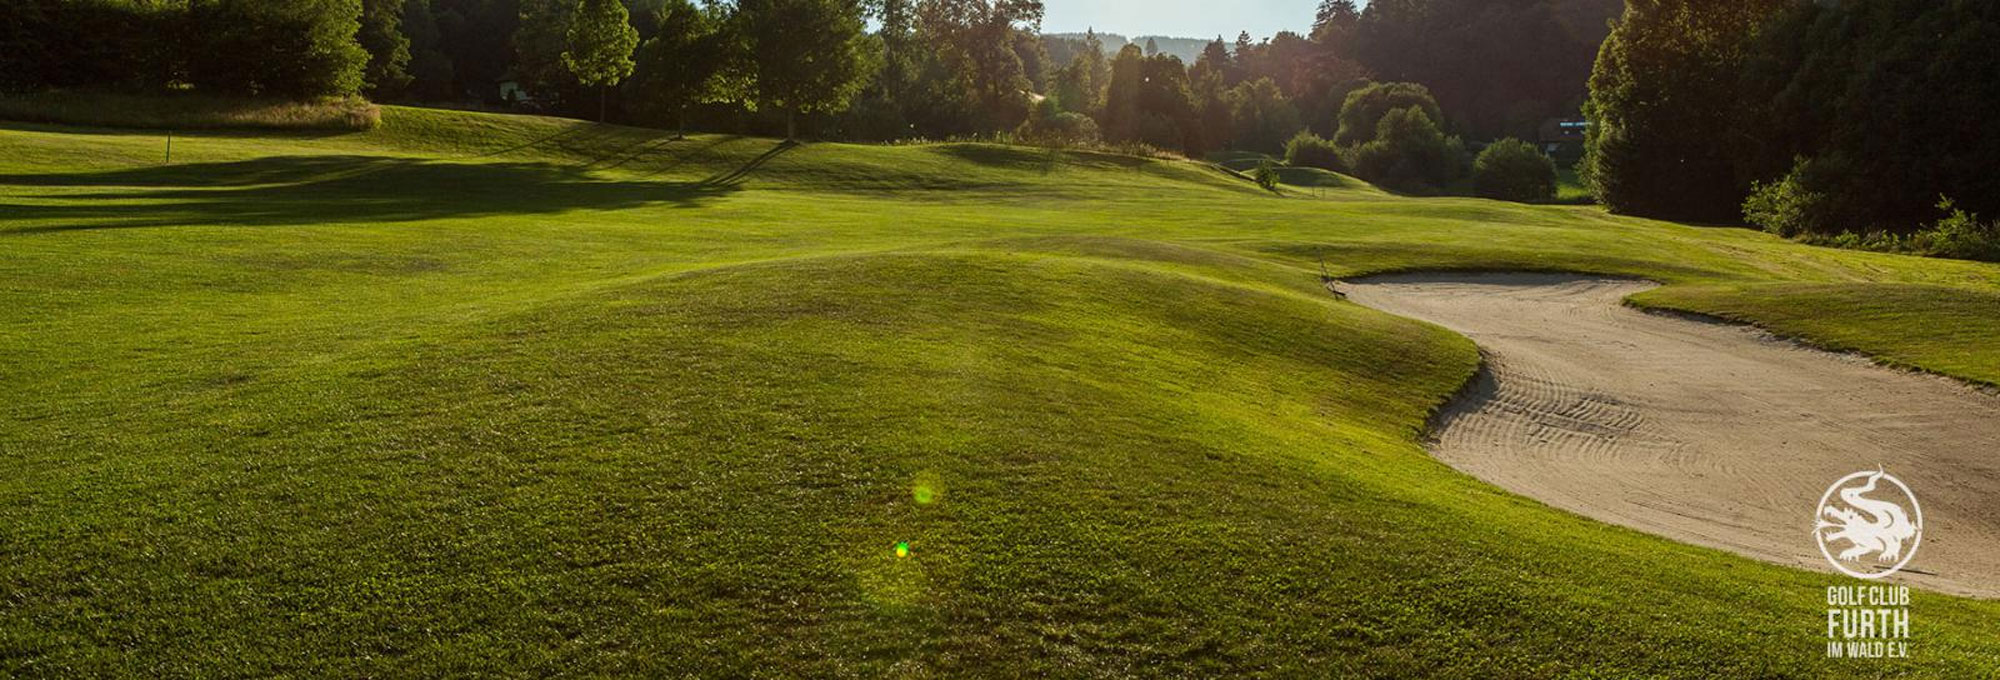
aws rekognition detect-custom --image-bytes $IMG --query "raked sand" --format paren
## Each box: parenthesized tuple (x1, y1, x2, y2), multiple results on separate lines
(1347, 273, 2000, 598)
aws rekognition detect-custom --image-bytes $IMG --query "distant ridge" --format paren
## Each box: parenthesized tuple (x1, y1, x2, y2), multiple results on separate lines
(1042, 32, 1212, 64)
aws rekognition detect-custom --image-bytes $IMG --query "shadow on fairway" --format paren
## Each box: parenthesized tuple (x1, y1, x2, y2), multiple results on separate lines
(0, 153, 750, 234)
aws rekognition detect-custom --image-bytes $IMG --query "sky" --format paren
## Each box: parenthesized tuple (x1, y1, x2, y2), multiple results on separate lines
(1039, 0, 1324, 41)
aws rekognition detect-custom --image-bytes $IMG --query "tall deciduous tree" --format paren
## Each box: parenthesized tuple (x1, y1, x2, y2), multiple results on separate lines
(732, 0, 873, 139)
(563, 0, 640, 121)
(186, 0, 371, 98)
(1224, 77, 1300, 153)
(515, 0, 577, 103)
(1312, 0, 1359, 43)
(914, 0, 1046, 132)
(358, 0, 413, 97)
(1099, 43, 1143, 143)
(627, 0, 725, 134)
(401, 0, 455, 100)
(1582, 0, 1789, 220)
(1050, 28, 1106, 116)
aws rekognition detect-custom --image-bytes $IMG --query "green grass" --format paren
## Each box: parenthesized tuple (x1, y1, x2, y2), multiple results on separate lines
(1552, 162, 1593, 204)
(3, 106, 1998, 676)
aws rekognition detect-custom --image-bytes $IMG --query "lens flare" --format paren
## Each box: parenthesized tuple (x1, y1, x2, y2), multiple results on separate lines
(895, 541, 911, 558)
(912, 471, 942, 505)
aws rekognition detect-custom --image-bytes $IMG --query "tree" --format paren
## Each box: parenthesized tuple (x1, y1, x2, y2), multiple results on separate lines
(185, 0, 371, 98)
(358, 0, 414, 97)
(433, 0, 518, 100)
(1582, 0, 1789, 220)
(732, 0, 873, 139)
(1050, 29, 1107, 116)
(401, 0, 454, 100)
(1225, 77, 1300, 153)
(1099, 43, 1143, 142)
(1335, 81, 1442, 146)
(1352, 0, 1622, 140)
(1736, 0, 2000, 235)
(1353, 105, 1464, 192)
(1136, 54, 1197, 153)
(1473, 138, 1557, 202)
(913, 0, 1047, 132)
(1188, 40, 1233, 154)
(627, 0, 725, 134)
(1312, 0, 1359, 43)
(515, 0, 578, 104)
(1144, 37, 1158, 56)
(563, 0, 640, 121)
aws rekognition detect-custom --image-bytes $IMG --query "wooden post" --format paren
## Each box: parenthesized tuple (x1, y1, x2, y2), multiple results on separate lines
(165, 131, 173, 165)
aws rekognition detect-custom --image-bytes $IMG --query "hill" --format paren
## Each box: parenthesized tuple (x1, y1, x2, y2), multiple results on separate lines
(3, 106, 1998, 676)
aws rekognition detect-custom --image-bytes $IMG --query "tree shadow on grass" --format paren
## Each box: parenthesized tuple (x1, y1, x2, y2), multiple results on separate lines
(0, 154, 746, 235)
(934, 144, 1156, 173)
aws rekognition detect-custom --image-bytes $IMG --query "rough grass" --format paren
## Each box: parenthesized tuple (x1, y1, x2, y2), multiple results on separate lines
(0, 91, 381, 131)
(3, 106, 1998, 677)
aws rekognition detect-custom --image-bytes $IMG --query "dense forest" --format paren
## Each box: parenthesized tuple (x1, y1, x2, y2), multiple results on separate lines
(0, 0, 1616, 143)
(1584, 0, 2000, 251)
(3, 0, 1994, 250)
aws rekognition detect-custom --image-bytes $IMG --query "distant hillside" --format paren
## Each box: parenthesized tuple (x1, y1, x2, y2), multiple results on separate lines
(1043, 32, 1212, 65)
(1131, 36, 1213, 63)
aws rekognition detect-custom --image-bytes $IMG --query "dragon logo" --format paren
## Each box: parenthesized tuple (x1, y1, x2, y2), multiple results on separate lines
(1815, 470, 1923, 579)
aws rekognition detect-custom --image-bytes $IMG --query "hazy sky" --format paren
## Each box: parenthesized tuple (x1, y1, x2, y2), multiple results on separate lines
(1040, 0, 1323, 40)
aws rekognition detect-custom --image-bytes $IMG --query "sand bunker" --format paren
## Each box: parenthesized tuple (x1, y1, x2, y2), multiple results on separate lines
(1347, 273, 2000, 597)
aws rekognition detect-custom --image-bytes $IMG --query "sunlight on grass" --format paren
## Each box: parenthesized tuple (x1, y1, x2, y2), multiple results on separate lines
(2, 107, 1997, 677)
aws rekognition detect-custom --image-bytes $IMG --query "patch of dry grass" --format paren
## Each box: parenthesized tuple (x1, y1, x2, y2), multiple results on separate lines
(0, 91, 379, 131)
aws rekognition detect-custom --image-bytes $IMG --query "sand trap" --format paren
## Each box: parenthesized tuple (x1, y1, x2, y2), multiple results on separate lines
(1346, 273, 2000, 597)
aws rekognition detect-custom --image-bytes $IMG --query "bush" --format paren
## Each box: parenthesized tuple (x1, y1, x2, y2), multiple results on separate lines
(1284, 131, 1346, 172)
(1912, 198, 2000, 262)
(1352, 106, 1464, 192)
(1472, 138, 1556, 202)
(1335, 82, 1443, 146)
(1252, 159, 1281, 193)
(1016, 100, 1102, 148)
(1743, 156, 1842, 237)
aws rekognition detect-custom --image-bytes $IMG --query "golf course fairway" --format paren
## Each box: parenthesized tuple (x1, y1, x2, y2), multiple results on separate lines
(4, 108, 1998, 676)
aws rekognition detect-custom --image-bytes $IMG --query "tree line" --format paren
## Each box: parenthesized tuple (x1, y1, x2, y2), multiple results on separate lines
(1584, 0, 1999, 253)
(2, 1, 1618, 145)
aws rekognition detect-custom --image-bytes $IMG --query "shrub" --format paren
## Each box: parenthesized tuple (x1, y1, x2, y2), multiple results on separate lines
(1284, 131, 1346, 172)
(1335, 82, 1443, 146)
(1016, 100, 1102, 148)
(1352, 106, 1464, 192)
(1743, 156, 1842, 237)
(1252, 159, 1280, 193)
(1472, 138, 1557, 202)
(1798, 198, 2000, 263)
(1915, 198, 2000, 262)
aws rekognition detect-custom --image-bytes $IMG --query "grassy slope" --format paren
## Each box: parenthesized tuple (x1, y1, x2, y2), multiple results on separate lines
(3, 107, 1998, 677)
